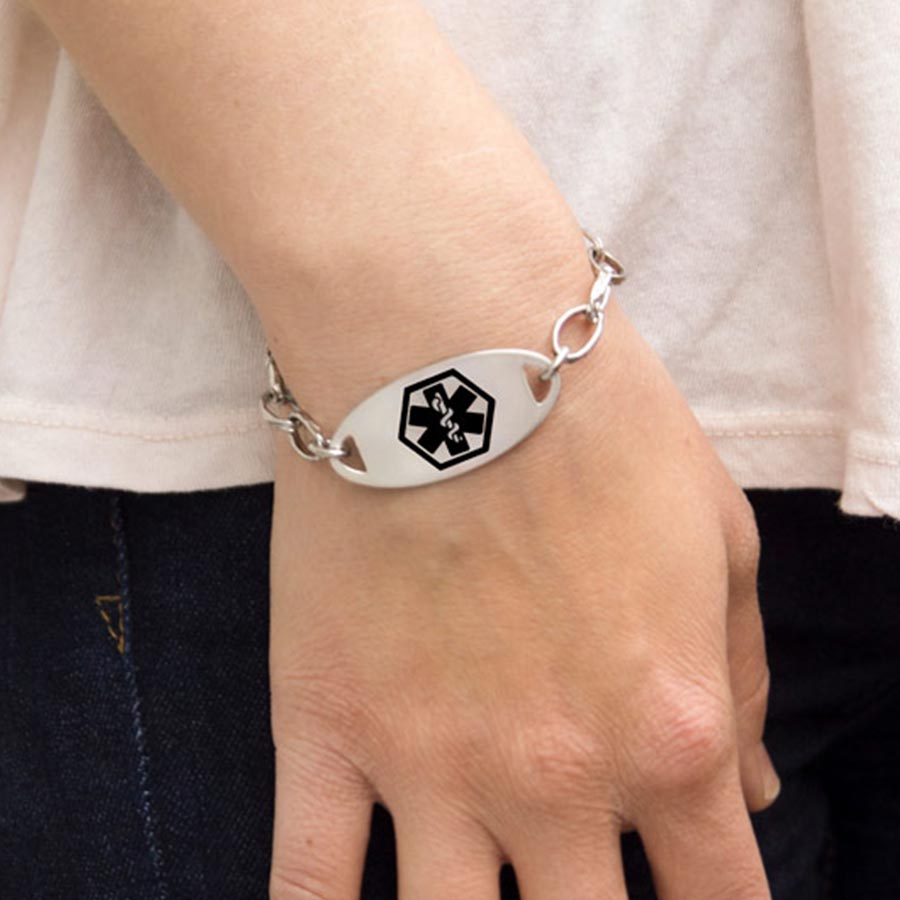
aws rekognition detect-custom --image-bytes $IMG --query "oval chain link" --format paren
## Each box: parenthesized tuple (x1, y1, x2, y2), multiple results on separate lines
(262, 227, 625, 460)
(539, 228, 626, 381)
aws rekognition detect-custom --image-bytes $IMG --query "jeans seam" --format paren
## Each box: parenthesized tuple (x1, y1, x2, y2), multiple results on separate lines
(110, 493, 170, 900)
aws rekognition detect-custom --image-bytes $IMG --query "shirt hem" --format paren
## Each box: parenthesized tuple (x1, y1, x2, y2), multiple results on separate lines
(0, 407, 898, 519)
(0, 412, 276, 493)
(698, 411, 900, 519)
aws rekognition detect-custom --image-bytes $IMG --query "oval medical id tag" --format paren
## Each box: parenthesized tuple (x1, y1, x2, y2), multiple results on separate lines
(329, 349, 561, 488)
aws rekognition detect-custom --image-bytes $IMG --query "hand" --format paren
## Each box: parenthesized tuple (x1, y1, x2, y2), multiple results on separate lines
(17, 2, 776, 893)
(266, 241, 777, 898)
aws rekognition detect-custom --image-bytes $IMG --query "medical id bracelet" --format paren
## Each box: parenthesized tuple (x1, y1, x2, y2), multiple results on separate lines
(260, 227, 625, 488)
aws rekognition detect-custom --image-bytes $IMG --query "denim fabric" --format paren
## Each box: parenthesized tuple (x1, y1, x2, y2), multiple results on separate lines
(0, 484, 274, 900)
(1, 484, 898, 899)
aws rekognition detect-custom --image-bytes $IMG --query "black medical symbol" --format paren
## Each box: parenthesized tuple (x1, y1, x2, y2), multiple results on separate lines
(398, 368, 496, 470)
(414, 384, 480, 455)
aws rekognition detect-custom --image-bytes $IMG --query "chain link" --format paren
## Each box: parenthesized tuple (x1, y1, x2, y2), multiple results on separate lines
(539, 228, 626, 381)
(260, 353, 349, 461)
(261, 226, 625, 460)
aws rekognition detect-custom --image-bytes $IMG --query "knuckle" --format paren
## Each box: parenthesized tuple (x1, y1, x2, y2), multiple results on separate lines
(271, 668, 375, 750)
(274, 735, 363, 796)
(504, 713, 609, 807)
(629, 673, 736, 795)
(386, 702, 495, 788)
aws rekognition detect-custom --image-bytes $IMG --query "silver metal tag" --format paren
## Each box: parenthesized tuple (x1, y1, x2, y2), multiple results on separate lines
(329, 349, 561, 488)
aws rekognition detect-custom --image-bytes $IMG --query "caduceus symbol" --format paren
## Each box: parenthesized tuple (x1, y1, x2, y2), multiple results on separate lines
(406, 381, 486, 457)
(430, 392, 462, 443)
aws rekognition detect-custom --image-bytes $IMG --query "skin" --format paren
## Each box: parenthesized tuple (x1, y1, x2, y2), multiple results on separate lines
(24, 0, 780, 896)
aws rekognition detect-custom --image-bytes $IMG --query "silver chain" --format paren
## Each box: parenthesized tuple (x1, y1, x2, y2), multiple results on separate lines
(540, 227, 625, 381)
(260, 352, 350, 461)
(261, 227, 625, 461)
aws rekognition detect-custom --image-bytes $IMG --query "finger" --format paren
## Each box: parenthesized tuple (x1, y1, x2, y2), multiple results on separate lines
(393, 803, 503, 900)
(507, 818, 629, 900)
(636, 767, 770, 899)
(724, 500, 780, 811)
(270, 736, 375, 900)
(728, 586, 779, 812)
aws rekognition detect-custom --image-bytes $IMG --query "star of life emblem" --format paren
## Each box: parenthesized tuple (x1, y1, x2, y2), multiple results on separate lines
(398, 368, 496, 470)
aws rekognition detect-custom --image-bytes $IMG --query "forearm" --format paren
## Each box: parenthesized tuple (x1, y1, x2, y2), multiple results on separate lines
(26, 0, 592, 418)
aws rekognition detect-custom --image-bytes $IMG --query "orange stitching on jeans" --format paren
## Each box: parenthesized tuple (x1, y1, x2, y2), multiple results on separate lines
(94, 594, 125, 655)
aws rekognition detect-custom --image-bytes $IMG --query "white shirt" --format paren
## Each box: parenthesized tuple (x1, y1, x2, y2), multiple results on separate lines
(1, 0, 899, 517)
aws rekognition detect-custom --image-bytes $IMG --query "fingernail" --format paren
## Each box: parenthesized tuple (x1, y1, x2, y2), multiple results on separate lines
(759, 744, 781, 804)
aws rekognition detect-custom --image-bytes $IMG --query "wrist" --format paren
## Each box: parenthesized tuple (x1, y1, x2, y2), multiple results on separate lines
(259, 207, 599, 427)
(263, 221, 654, 495)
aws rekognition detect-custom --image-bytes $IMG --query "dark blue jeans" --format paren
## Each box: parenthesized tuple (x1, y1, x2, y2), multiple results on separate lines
(1, 483, 898, 899)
